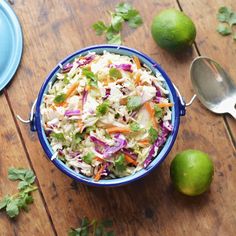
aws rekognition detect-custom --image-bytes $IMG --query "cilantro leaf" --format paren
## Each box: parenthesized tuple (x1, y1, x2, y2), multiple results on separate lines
(217, 24, 232, 35)
(18, 181, 30, 191)
(217, 6, 233, 22)
(82, 68, 98, 87)
(115, 154, 126, 172)
(115, 2, 132, 16)
(82, 152, 94, 164)
(8, 168, 27, 181)
(229, 12, 236, 26)
(6, 199, 19, 218)
(92, 2, 143, 45)
(51, 132, 66, 141)
(106, 29, 122, 45)
(154, 104, 163, 119)
(73, 132, 83, 144)
(68, 217, 114, 236)
(54, 94, 66, 104)
(111, 14, 124, 32)
(148, 127, 158, 144)
(130, 122, 140, 132)
(0, 195, 11, 210)
(109, 68, 122, 79)
(63, 75, 70, 85)
(96, 100, 110, 116)
(0, 167, 38, 218)
(127, 96, 142, 111)
(92, 21, 107, 35)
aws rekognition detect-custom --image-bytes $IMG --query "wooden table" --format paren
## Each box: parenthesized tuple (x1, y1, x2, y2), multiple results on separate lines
(1, 0, 236, 235)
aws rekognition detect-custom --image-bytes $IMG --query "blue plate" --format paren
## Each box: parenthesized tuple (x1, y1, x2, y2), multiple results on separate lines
(0, 0, 23, 90)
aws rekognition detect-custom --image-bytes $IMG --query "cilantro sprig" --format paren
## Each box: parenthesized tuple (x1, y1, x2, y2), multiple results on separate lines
(92, 2, 143, 45)
(0, 167, 38, 218)
(68, 217, 114, 236)
(217, 6, 236, 40)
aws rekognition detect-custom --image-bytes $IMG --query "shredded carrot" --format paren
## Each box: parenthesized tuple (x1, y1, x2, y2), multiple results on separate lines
(55, 101, 68, 107)
(157, 103, 173, 108)
(77, 120, 84, 133)
(124, 154, 138, 166)
(106, 126, 131, 134)
(94, 164, 106, 181)
(95, 157, 104, 162)
(49, 104, 56, 110)
(144, 102, 158, 129)
(134, 73, 141, 85)
(133, 56, 141, 69)
(66, 81, 80, 98)
(120, 97, 128, 105)
(138, 139, 150, 146)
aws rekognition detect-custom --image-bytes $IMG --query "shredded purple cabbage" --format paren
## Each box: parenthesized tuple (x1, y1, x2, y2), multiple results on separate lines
(122, 148, 138, 160)
(77, 54, 95, 67)
(115, 64, 133, 73)
(143, 121, 173, 168)
(61, 54, 95, 73)
(90, 135, 109, 154)
(61, 63, 73, 73)
(90, 135, 109, 147)
(82, 89, 88, 108)
(103, 88, 111, 100)
(103, 134, 127, 158)
(65, 110, 81, 117)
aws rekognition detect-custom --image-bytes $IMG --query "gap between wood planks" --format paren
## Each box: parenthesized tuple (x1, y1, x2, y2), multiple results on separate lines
(3, 89, 58, 236)
(176, 0, 236, 150)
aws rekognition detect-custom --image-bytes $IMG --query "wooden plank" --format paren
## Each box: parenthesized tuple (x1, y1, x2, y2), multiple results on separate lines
(0, 94, 55, 235)
(178, 0, 236, 145)
(5, 0, 236, 235)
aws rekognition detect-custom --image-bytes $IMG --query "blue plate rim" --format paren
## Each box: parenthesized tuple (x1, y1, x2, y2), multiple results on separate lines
(0, 0, 23, 91)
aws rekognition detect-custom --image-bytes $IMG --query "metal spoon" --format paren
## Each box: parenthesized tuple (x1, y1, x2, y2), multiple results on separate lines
(190, 56, 236, 119)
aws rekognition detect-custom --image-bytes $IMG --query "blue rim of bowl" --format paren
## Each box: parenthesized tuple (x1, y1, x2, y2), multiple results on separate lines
(0, 0, 23, 91)
(35, 44, 181, 187)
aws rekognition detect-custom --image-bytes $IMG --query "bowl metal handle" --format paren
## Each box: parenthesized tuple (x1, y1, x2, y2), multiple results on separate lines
(16, 99, 37, 131)
(172, 83, 196, 116)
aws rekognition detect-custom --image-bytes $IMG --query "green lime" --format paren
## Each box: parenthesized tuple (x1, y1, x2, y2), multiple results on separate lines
(170, 149, 214, 196)
(151, 9, 196, 52)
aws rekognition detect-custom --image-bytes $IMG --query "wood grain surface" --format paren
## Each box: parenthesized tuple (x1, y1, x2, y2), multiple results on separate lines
(0, 0, 235, 235)
(0, 95, 55, 235)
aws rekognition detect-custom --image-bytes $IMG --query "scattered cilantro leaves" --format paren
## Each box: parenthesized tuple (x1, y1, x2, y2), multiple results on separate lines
(130, 122, 140, 132)
(82, 68, 98, 87)
(51, 132, 66, 142)
(54, 93, 66, 104)
(92, 2, 143, 44)
(68, 217, 114, 236)
(115, 154, 126, 172)
(127, 96, 142, 111)
(111, 14, 124, 32)
(82, 152, 94, 165)
(154, 104, 163, 119)
(216, 6, 236, 39)
(109, 68, 122, 79)
(148, 127, 158, 144)
(92, 21, 108, 35)
(73, 132, 83, 144)
(96, 100, 110, 116)
(0, 167, 38, 218)
(217, 24, 231, 35)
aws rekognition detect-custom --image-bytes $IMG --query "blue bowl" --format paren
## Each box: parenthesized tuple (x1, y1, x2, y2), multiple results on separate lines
(33, 45, 185, 187)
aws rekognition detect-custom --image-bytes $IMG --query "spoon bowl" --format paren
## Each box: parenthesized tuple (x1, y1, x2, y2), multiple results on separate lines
(190, 56, 236, 119)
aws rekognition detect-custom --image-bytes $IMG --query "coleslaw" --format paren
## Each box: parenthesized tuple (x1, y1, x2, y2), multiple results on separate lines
(41, 51, 173, 181)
